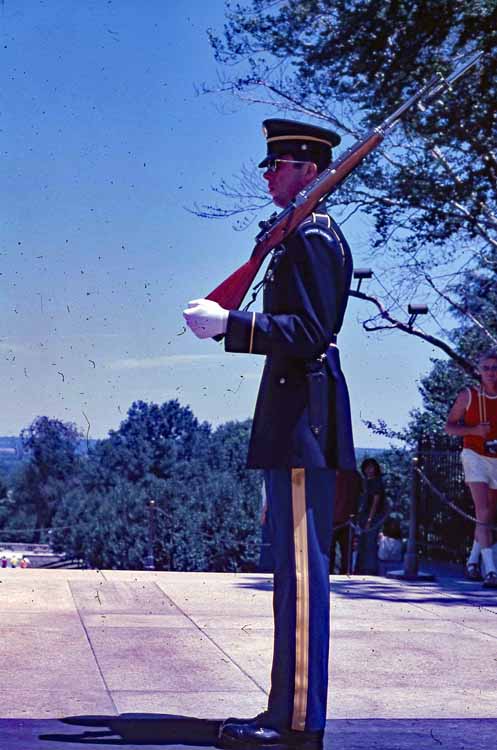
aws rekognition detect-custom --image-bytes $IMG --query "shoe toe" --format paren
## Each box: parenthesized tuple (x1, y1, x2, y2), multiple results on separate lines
(466, 564, 481, 580)
(219, 721, 323, 750)
(219, 713, 268, 739)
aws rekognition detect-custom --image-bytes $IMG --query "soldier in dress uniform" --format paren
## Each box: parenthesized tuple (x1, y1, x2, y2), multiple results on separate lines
(184, 118, 355, 750)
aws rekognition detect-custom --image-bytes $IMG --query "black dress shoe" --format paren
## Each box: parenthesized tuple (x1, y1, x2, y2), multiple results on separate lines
(218, 721, 323, 750)
(483, 571, 497, 589)
(465, 563, 483, 581)
(220, 712, 269, 730)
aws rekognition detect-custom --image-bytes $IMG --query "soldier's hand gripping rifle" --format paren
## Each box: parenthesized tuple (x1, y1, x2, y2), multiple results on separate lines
(206, 51, 483, 310)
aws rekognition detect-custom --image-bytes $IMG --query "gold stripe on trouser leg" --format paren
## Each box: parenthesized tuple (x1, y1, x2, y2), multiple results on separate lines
(291, 468, 310, 731)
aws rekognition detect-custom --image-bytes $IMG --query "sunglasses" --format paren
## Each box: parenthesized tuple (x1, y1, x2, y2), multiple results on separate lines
(263, 158, 311, 173)
(481, 365, 497, 372)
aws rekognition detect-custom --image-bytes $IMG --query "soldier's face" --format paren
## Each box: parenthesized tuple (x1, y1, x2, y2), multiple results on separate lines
(263, 154, 317, 207)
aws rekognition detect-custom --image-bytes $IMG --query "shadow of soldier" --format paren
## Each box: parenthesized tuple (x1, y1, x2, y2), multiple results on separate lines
(0, 715, 490, 750)
(40, 713, 222, 746)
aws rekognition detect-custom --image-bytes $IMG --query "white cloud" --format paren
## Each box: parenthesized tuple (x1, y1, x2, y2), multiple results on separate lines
(109, 353, 229, 370)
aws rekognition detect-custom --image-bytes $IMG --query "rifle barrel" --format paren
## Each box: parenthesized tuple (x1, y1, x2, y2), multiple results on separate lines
(383, 50, 484, 131)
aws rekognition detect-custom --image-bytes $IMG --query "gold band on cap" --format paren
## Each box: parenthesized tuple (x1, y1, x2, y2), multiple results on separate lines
(267, 134, 333, 147)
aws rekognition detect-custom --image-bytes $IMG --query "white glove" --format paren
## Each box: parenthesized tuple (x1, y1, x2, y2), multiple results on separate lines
(183, 298, 229, 339)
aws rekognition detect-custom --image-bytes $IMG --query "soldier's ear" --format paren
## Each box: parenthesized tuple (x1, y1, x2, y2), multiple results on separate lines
(304, 162, 318, 181)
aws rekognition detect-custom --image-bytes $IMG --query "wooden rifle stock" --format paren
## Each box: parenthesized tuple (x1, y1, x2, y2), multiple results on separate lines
(206, 52, 483, 311)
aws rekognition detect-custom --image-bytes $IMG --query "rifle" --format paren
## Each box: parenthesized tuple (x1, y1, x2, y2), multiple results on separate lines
(206, 51, 483, 310)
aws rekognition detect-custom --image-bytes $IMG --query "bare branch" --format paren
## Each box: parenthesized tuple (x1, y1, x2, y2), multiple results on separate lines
(423, 273, 497, 345)
(252, 79, 350, 133)
(349, 289, 478, 377)
(450, 200, 497, 252)
(429, 146, 497, 227)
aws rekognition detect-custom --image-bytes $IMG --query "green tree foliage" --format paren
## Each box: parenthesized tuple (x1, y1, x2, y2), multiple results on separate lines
(49, 401, 262, 571)
(0, 475, 7, 501)
(0, 477, 25, 546)
(199, 421, 262, 571)
(51, 479, 151, 569)
(10, 417, 82, 542)
(378, 447, 412, 532)
(82, 399, 211, 491)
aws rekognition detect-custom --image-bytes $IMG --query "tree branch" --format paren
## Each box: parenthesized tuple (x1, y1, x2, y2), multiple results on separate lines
(422, 273, 497, 345)
(349, 289, 478, 377)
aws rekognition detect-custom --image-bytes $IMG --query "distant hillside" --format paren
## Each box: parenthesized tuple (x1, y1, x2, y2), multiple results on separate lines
(0, 436, 22, 458)
(0, 435, 97, 464)
(0, 436, 21, 449)
(0, 437, 385, 469)
(355, 447, 388, 465)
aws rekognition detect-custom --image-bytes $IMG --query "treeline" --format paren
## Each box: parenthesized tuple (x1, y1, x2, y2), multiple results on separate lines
(0, 399, 417, 571)
(0, 402, 263, 571)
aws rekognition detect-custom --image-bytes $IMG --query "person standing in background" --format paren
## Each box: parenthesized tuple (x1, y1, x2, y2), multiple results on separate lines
(446, 349, 497, 589)
(356, 458, 385, 575)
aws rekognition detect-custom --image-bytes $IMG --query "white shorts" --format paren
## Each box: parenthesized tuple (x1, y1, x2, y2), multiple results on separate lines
(461, 449, 497, 489)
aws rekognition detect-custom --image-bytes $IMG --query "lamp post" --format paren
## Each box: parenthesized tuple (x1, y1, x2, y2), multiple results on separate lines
(404, 457, 420, 579)
(387, 457, 435, 582)
(407, 303, 429, 328)
(348, 278, 435, 580)
(353, 268, 373, 293)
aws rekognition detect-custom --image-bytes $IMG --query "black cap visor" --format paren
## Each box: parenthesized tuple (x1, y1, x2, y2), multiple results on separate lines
(258, 152, 278, 169)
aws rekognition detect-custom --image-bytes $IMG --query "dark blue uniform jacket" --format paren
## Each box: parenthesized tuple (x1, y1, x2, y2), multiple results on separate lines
(225, 212, 355, 470)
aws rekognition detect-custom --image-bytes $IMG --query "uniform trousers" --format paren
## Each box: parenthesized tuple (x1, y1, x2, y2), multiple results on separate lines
(264, 467, 336, 732)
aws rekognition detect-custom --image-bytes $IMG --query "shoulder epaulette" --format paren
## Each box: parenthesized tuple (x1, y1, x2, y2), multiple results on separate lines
(300, 212, 332, 229)
(299, 214, 347, 266)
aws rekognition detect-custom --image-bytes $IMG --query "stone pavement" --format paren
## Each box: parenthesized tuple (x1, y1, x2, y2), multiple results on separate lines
(1, 568, 496, 749)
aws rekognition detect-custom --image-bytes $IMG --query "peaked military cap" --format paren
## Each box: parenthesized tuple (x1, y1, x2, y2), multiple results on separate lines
(259, 118, 341, 170)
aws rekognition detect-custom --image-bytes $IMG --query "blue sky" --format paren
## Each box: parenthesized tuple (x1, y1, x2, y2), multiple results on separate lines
(1, 0, 445, 448)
